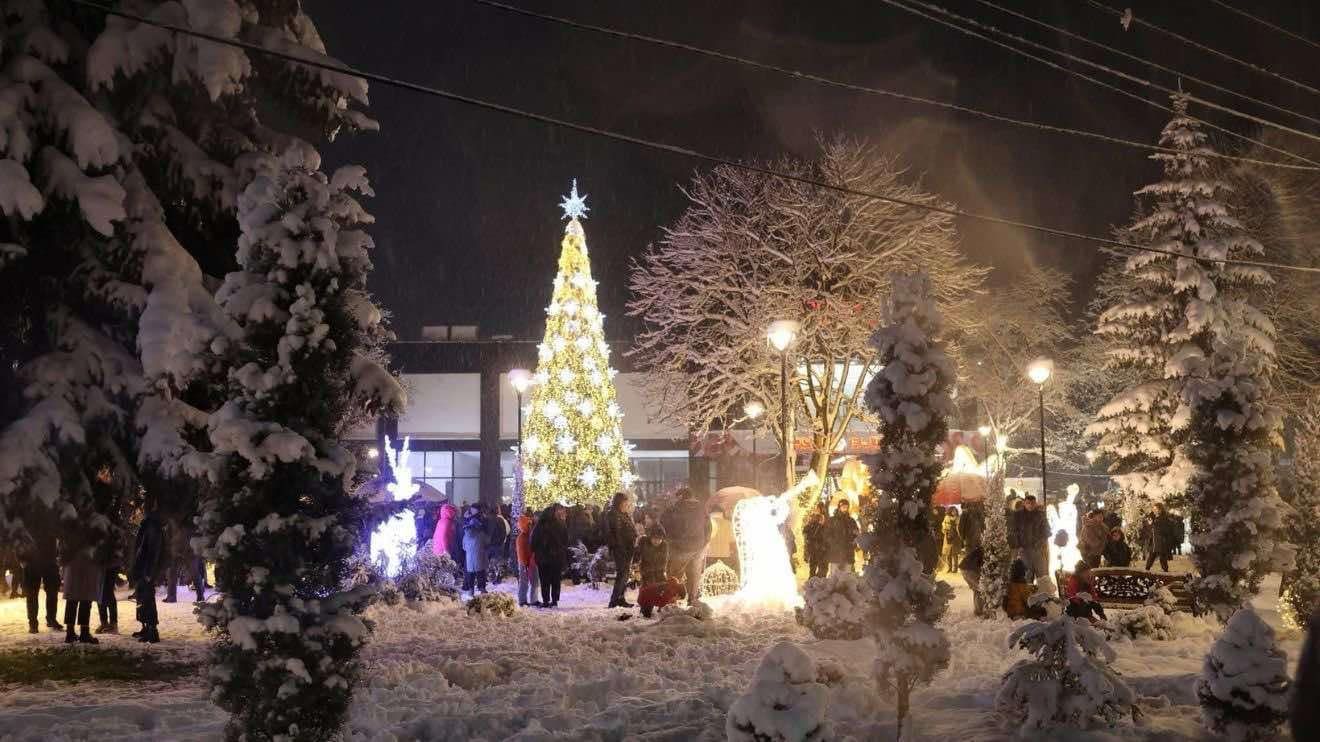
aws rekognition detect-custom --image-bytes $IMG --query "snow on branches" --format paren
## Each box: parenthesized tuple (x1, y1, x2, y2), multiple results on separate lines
(861, 272, 956, 735)
(195, 148, 399, 741)
(1281, 398, 1320, 629)
(1197, 607, 1291, 742)
(726, 641, 831, 742)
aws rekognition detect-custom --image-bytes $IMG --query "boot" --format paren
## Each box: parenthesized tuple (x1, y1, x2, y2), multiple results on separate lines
(137, 625, 160, 643)
(65, 627, 78, 643)
(95, 622, 118, 634)
(617, 600, 635, 608)
(46, 617, 64, 630)
(28, 621, 37, 634)
(78, 627, 99, 644)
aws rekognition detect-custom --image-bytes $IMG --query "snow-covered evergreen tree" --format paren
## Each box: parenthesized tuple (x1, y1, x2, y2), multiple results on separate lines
(1282, 398, 1320, 628)
(997, 615, 1136, 731)
(726, 641, 831, 742)
(194, 148, 401, 741)
(861, 272, 955, 736)
(1196, 607, 1291, 742)
(978, 478, 1012, 617)
(1089, 95, 1290, 619)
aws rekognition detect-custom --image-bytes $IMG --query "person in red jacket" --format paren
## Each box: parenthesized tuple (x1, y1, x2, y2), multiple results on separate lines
(638, 576, 686, 618)
(431, 502, 458, 559)
(515, 509, 539, 607)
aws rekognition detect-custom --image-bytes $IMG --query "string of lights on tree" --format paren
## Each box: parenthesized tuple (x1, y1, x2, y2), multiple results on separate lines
(520, 182, 636, 510)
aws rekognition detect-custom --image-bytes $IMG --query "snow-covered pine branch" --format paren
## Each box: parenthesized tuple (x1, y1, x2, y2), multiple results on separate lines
(861, 272, 956, 737)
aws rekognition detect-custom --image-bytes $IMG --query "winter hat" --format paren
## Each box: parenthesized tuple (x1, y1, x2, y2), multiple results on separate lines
(647, 524, 667, 539)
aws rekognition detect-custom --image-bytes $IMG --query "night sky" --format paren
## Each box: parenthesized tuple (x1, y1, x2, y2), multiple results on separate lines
(310, 0, 1319, 341)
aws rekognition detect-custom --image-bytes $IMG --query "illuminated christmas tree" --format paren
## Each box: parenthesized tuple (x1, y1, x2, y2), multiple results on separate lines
(522, 182, 633, 510)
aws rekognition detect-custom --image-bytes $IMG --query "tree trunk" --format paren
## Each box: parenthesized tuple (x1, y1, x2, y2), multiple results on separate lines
(895, 677, 910, 741)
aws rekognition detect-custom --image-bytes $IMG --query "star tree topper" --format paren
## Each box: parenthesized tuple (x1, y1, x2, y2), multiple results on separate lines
(559, 179, 590, 221)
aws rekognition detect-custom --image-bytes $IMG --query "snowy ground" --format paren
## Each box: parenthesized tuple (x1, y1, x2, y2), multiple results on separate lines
(0, 567, 1305, 741)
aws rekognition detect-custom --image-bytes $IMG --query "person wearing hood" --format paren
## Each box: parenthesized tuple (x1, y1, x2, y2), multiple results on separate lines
(19, 518, 61, 634)
(515, 508, 539, 607)
(635, 524, 669, 588)
(431, 502, 458, 560)
(460, 504, 490, 599)
(531, 504, 569, 607)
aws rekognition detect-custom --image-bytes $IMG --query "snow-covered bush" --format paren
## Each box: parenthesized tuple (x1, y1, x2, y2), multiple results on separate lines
(1145, 584, 1178, 614)
(1111, 605, 1175, 641)
(569, 542, 611, 589)
(726, 641, 831, 742)
(1196, 607, 1290, 742)
(997, 616, 1136, 732)
(796, 572, 874, 640)
(465, 592, 516, 618)
(978, 481, 1012, 617)
(862, 273, 956, 735)
(659, 599, 713, 622)
(394, 549, 460, 602)
(194, 150, 402, 742)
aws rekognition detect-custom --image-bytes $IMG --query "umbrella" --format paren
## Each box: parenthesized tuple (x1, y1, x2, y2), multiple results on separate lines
(709, 485, 763, 515)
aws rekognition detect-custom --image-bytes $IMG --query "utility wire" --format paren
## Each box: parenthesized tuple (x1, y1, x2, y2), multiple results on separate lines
(1208, 0, 1320, 53)
(876, 0, 1320, 169)
(1085, 0, 1320, 99)
(65, 0, 1320, 276)
(894, 0, 1320, 152)
(473, 0, 1317, 171)
(972, 0, 1320, 131)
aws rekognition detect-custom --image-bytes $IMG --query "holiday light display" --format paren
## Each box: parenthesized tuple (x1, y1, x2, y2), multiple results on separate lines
(374, 436, 420, 576)
(522, 182, 633, 509)
(730, 471, 818, 611)
(1048, 484, 1082, 574)
(700, 560, 740, 597)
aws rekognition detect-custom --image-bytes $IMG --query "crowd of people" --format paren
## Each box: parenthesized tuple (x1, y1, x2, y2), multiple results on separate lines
(0, 496, 189, 644)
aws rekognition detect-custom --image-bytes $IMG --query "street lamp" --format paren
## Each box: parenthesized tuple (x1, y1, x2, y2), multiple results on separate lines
(977, 424, 992, 481)
(767, 319, 800, 488)
(1027, 357, 1053, 507)
(744, 399, 765, 491)
(507, 368, 532, 518)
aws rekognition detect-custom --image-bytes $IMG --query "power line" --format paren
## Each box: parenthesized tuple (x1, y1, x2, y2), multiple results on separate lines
(876, 0, 1320, 169)
(1208, 0, 1320, 53)
(473, 0, 1317, 171)
(972, 0, 1320, 131)
(65, 0, 1320, 276)
(894, 0, 1320, 152)
(1085, 0, 1320, 99)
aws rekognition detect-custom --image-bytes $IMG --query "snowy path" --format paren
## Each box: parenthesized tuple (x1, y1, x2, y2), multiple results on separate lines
(0, 574, 1304, 741)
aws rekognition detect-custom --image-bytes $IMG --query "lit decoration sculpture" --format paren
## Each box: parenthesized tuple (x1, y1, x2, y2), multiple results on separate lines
(1049, 483, 1082, 574)
(522, 181, 633, 509)
(374, 435, 420, 577)
(730, 470, 819, 611)
(700, 560, 740, 597)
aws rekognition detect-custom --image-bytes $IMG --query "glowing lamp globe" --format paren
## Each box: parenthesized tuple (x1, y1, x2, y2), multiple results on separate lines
(743, 400, 765, 420)
(1027, 357, 1054, 385)
(767, 319, 800, 352)
(1066, 483, 1081, 497)
(977, 425, 991, 437)
(508, 368, 533, 394)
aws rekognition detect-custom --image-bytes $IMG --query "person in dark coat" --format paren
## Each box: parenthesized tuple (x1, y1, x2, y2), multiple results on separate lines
(1078, 510, 1110, 569)
(826, 500, 860, 575)
(802, 502, 829, 579)
(635, 524, 669, 587)
(61, 539, 102, 644)
(1143, 503, 1177, 572)
(959, 545, 986, 617)
(1102, 527, 1132, 568)
(531, 504, 569, 607)
(1012, 496, 1051, 581)
(661, 488, 712, 604)
(1005, 496, 1022, 552)
(164, 519, 205, 604)
(604, 492, 638, 608)
(485, 507, 510, 563)
(129, 506, 167, 643)
(958, 503, 985, 553)
(19, 523, 61, 634)
(460, 504, 490, 597)
(1293, 608, 1320, 742)
(1102, 509, 1122, 532)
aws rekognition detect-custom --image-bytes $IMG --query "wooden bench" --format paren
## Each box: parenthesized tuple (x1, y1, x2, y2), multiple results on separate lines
(1084, 568, 1192, 611)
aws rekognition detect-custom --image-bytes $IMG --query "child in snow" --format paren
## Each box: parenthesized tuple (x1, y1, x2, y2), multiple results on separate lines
(1003, 559, 1036, 619)
(638, 576, 686, 618)
(635, 524, 669, 588)
(1063, 561, 1107, 623)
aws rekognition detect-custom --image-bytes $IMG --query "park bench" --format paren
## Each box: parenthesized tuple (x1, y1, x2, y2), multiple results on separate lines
(1083, 567, 1193, 611)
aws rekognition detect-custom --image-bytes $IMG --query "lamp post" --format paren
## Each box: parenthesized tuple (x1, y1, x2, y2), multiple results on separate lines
(1026, 357, 1053, 507)
(507, 368, 532, 523)
(767, 319, 800, 489)
(744, 399, 765, 491)
(977, 424, 992, 482)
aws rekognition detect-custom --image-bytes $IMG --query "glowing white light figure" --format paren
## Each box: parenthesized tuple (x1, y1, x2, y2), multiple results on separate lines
(729, 471, 819, 612)
(1048, 484, 1082, 574)
(373, 435, 420, 577)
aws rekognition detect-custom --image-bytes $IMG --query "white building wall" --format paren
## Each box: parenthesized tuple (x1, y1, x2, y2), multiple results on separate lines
(397, 373, 481, 438)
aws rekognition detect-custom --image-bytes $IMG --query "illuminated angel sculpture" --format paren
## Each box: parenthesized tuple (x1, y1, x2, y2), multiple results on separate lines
(374, 435, 420, 576)
(729, 471, 819, 611)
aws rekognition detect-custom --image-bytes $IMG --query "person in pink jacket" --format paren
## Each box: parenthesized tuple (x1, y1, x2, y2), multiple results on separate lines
(431, 502, 458, 559)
